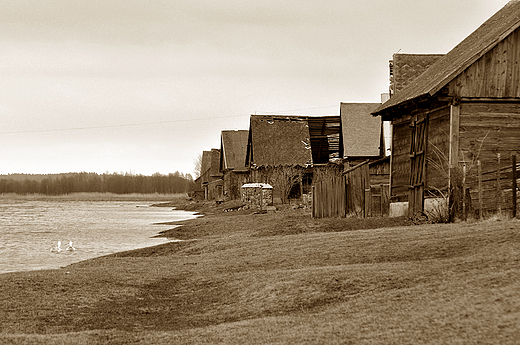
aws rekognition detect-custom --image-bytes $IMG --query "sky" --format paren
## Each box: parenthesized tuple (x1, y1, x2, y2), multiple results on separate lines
(0, 0, 511, 176)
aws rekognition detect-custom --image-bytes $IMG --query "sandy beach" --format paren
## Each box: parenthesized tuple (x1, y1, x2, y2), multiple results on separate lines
(1, 200, 519, 344)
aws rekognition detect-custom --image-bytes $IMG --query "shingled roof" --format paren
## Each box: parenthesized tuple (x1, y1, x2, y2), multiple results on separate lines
(390, 54, 445, 95)
(220, 130, 249, 172)
(374, 0, 520, 116)
(247, 115, 313, 167)
(341, 103, 382, 158)
(200, 149, 221, 181)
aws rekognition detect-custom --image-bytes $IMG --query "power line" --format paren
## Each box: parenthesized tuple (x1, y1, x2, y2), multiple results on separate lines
(0, 104, 340, 135)
(0, 114, 249, 135)
(257, 105, 338, 113)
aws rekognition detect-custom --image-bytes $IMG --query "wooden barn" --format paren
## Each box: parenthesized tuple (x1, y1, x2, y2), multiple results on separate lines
(372, 1, 520, 219)
(246, 114, 341, 203)
(196, 149, 223, 200)
(219, 130, 249, 200)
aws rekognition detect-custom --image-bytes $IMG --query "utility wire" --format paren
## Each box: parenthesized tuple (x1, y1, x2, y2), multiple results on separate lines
(0, 104, 340, 135)
(0, 114, 249, 135)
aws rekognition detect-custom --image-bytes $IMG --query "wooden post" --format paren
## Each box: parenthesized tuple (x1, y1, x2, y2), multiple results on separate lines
(478, 160, 483, 220)
(449, 104, 460, 220)
(364, 188, 370, 218)
(260, 186, 263, 212)
(312, 185, 315, 218)
(462, 163, 467, 221)
(497, 153, 502, 214)
(380, 184, 384, 217)
(513, 155, 517, 218)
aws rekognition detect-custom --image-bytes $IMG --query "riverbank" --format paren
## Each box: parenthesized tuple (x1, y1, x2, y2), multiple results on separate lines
(1, 201, 519, 344)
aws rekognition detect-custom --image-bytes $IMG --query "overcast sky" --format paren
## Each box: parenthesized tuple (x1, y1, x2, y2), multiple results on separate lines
(0, 0, 510, 176)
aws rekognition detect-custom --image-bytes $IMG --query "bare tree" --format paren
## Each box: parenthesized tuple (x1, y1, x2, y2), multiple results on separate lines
(193, 153, 203, 179)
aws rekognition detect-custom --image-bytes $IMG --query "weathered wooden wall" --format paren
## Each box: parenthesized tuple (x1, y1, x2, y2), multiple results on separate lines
(312, 177, 346, 218)
(312, 162, 389, 218)
(425, 106, 451, 193)
(449, 28, 520, 98)
(223, 171, 250, 200)
(460, 101, 520, 212)
(390, 115, 412, 202)
(345, 163, 370, 216)
(369, 158, 390, 186)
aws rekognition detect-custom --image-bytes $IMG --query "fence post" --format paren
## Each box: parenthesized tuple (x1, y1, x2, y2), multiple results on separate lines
(497, 153, 502, 214)
(478, 160, 483, 220)
(312, 185, 316, 218)
(462, 163, 467, 221)
(513, 155, 517, 218)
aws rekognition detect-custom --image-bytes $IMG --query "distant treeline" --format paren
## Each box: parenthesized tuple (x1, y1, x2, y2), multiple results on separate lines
(0, 172, 195, 195)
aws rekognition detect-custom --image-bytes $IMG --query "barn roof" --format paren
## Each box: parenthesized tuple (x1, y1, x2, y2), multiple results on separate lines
(247, 115, 313, 167)
(390, 54, 445, 95)
(200, 149, 221, 182)
(374, 0, 520, 116)
(306, 115, 341, 164)
(220, 130, 249, 172)
(341, 103, 382, 158)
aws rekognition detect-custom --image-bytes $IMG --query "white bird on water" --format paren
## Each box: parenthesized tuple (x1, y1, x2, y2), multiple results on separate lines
(66, 241, 76, 251)
(51, 240, 62, 253)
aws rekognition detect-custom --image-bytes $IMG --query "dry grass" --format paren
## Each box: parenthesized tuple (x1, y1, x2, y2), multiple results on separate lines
(1, 207, 519, 344)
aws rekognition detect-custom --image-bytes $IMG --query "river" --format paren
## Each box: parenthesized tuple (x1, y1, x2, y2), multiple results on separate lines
(0, 198, 198, 274)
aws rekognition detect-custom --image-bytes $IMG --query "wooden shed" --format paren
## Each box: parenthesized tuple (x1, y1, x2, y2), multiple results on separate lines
(246, 114, 313, 202)
(245, 114, 341, 203)
(197, 149, 223, 201)
(372, 1, 520, 219)
(219, 130, 249, 200)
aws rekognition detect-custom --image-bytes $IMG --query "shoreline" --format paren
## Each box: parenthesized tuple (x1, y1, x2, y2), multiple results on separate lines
(0, 197, 202, 276)
(2, 202, 517, 344)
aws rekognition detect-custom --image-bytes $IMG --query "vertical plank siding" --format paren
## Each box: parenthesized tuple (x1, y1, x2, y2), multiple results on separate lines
(312, 164, 390, 218)
(390, 117, 412, 202)
(313, 177, 346, 218)
(425, 106, 451, 192)
(449, 28, 520, 98)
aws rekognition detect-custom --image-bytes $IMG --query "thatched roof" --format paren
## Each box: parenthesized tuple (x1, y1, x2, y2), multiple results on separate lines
(220, 130, 248, 172)
(374, 0, 520, 116)
(341, 103, 382, 158)
(390, 54, 444, 95)
(247, 115, 313, 167)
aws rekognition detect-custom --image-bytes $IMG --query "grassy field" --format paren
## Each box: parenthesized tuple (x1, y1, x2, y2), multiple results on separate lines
(1, 202, 519, 344)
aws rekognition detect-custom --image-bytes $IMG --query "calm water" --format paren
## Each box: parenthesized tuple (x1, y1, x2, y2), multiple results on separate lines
(0, 199, 198, 274)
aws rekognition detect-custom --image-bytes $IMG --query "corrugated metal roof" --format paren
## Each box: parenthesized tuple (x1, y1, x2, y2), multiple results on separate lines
(220, 130, 248, 171)
(341, 103, 381, 157)
(374, 0, 520, 116)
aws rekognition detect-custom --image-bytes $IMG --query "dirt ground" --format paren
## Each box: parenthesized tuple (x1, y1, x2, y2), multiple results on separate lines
(1, 200, 519, 344)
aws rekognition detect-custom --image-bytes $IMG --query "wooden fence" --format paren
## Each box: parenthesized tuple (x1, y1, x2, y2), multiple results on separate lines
(464, 154, 519, 219)
(312, 177, 346, 218)
(312, 160, 390, 218)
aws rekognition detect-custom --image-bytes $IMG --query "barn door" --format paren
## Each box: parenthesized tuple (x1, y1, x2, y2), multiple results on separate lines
(409, 114, 427, 216)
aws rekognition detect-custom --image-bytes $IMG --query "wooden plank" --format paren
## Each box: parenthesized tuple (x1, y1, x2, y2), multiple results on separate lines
(513, 155, 517, 218)
(449, 104, 460, 170)
(497, 153, 502, 213)
(478, 160, 483, 219)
